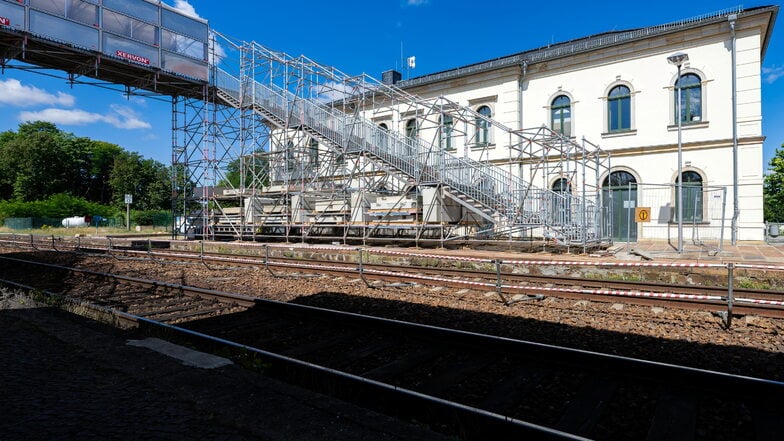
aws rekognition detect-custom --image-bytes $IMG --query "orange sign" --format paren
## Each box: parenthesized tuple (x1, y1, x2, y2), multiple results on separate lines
(635, 207, 651, 223)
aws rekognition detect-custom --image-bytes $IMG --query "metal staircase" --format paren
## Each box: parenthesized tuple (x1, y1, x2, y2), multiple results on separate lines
(212, 68, 575, 237)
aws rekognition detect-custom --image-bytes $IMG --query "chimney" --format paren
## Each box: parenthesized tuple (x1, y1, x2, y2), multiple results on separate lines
(382, 69, 402, 85)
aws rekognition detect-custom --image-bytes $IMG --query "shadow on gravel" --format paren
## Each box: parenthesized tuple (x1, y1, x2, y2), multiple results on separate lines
(3, 249, 781, 382)
(282, 291, 784, 382)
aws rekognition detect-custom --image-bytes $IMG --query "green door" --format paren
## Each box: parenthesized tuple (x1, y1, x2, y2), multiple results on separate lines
(603, 171, 638, 242)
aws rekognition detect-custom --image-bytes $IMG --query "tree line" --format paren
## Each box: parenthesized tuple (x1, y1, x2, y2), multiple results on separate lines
(0, 121, 170, 221)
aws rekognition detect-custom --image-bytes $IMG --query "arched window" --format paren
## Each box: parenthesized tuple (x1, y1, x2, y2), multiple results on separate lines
(439, 115, 454, 150)
(676, 171, 704, 222)
(551, 177, 572, 224)
(607, 85, 631, 132)
(405, 119, 417, 139)
(552, 178, 571, 193)
(377, 122, 389, 149)
(675, 73, 702, 124)
(603, 170, 637, 188)
(475, 105, 492, 145)
(551, 95, 571, 137)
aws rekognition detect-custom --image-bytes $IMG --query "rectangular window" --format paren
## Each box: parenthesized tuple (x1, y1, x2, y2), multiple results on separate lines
(161, 50, 208, 81)
(67, 0, 97, 26)
(161, 7, 207, 42)
(30, 0, 65, 17)
(162, 29, 205, 60)
(103, 9, 157, 46)
(29, 0, 101, 28)
(103, 0, 158, 24)
(29, 9, 98, 49)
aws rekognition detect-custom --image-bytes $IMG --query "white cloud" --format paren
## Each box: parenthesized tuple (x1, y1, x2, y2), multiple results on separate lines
(314, 81, 374, 103)
(172, 0, 201, 18)
(19, 108, 99, 126)
(762, 66, 784, 84)
(0, 79, 75, 107)
(405, 0, 429, 6)
(105, 105, 152, 129)
(209, 31, 228, 66)
(18, 105, 151, 130)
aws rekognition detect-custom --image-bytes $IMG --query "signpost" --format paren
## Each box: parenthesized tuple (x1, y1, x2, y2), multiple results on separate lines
(124, 194, 132, 231)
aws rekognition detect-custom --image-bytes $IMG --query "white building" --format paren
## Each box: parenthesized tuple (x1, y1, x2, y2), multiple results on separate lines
(373, 5, 777, 243)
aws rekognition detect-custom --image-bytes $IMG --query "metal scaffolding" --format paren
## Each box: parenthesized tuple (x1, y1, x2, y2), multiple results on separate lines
(171, 33, 611, 249)
(3, 1, 754, 250)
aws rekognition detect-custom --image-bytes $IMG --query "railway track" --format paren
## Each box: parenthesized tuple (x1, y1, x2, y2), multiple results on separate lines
(1, 255, 781, 440)
(2, 235, 783, 322)
(0, 255, 255, 326)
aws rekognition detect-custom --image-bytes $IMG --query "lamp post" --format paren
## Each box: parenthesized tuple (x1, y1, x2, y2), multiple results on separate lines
(668, 52, 689, 254)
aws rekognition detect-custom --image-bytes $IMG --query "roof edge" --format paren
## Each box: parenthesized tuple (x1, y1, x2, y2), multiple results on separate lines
(396, 5, 778, 90)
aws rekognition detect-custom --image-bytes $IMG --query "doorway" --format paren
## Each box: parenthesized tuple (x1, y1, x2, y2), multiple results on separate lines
(602, 171, 638, 242)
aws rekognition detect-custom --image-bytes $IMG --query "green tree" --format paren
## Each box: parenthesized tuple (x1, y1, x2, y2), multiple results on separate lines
(0, 123, 75, 201)
(764, 144, 784, 222)
(217, 151, 270, 189)
(0, 122, 96, 201)
(85, 141, 124, 204)
(109, 152, 170, 211)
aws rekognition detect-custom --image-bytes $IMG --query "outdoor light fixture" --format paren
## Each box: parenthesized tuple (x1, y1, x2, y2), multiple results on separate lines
(667, 52, 689, 66)
(667, 52, 689, 254)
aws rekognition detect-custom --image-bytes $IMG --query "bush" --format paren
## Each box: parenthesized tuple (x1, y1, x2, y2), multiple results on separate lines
(0, 193, 117, 223)
(132, 210, 172, 227)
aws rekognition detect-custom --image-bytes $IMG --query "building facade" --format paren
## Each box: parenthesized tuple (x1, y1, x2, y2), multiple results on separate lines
(377, 6, 777, 243)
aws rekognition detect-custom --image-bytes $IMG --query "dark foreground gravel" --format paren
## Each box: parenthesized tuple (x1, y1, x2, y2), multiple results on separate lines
(0, 289, 456, 441)
(2, 247, 783, 382)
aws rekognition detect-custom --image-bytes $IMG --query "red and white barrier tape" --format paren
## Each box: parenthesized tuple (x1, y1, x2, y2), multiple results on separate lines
(734, 297, 784, 306)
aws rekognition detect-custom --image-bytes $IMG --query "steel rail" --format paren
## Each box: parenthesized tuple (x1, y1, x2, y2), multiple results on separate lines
(2, 260, 781, 440)
(0, 255, 257, 308)
(2, 238, 783, 320)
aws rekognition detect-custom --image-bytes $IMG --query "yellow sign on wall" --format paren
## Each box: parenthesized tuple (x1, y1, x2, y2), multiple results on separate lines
(635, 207, 651, 223)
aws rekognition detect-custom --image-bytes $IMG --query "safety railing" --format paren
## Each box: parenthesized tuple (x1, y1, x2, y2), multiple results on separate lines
(212, 68, 580, 235)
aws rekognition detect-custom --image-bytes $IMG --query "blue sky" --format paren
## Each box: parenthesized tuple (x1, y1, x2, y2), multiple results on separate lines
(1, 0, 782, 169)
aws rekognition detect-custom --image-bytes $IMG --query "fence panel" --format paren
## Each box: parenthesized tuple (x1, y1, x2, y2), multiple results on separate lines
(633, 183, 726, 252)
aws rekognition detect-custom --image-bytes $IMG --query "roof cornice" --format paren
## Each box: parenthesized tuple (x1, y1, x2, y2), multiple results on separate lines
(397, 5, 779, 89)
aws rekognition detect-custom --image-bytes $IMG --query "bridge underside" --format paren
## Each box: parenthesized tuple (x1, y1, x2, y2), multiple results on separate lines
(0, 31, 205, 98)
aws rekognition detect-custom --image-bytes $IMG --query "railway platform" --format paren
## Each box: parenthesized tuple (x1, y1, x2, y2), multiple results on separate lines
(629, 240, 784, 263)
(0, 291, 454, 441)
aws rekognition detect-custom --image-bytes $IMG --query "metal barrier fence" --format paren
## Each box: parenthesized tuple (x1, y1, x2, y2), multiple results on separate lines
(2, 217, 64, 230)
(765, 223, 784, 244)
(613, 183, 727, 253)
(4, 234, 783, 330)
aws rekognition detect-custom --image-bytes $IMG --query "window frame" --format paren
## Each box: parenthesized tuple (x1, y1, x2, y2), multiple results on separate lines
(550, 95, 572, 137)
(439, 114, 454, 151)
(405, 118, 418, 140)
(674, 73, 703, 125)
(607, 85, 631, 133)
(475, 105, 492, 146)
